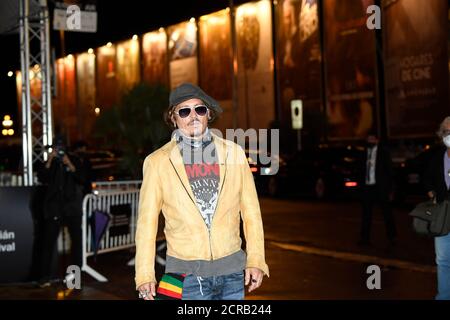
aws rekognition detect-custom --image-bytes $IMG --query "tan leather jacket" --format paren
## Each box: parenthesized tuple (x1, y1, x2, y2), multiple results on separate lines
(135, 132, 269, 289)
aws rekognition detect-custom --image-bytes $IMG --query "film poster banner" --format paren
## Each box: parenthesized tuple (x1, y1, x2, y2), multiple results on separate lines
(116, 38, 140, 99)
(16, 68, 43, 140)
(199, 9, 233, 133)
(76, 52, 96, 140)
(323, 0, 378, 140)
(235, 0, 275, 131)
(52, 56, 77, 143)
(15, 71, 22, 113)
(96, 44, 118, 109)
(276, 0, 322, 127)
(52, 59, 65, 135)
(15, 70, 42, 113)
(16, 68, 43, 117)
(384, 0, 449, 138)
(142, 29, 168, 87)
(168, 20, 198, 89)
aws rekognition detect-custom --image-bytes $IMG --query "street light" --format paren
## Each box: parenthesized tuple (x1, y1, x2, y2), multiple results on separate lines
(7, 71, 13, 77)
(2, 115, 14, 136)
(2, 115, 13, 128)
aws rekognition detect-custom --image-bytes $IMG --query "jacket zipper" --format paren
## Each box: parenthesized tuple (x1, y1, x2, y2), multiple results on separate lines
(208, 156, 228, 261)
(170, 148, 228, 262)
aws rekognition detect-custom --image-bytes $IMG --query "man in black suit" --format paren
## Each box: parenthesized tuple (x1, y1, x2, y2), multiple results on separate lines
(358, 133, 397, 246)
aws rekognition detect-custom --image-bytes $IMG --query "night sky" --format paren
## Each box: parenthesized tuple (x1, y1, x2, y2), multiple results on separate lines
(0, 0, 251, 127)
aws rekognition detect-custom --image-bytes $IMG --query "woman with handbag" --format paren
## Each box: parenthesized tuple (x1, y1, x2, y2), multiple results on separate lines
(423, 116, 450, 300)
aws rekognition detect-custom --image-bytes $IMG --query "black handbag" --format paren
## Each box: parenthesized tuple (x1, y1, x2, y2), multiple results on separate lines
(409, 198, 450, 237)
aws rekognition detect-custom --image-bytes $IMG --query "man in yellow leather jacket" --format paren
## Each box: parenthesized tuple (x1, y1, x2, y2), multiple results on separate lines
(135, 83, 269, 300)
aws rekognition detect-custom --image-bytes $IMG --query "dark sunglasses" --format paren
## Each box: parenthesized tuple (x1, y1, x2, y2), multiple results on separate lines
(174, 105, 208, 118)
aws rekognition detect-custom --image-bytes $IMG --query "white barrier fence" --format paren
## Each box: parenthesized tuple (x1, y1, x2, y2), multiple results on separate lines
(92, 180, 142, 192)
(82, 189, 139, 282)
(57, 180, 142, 254)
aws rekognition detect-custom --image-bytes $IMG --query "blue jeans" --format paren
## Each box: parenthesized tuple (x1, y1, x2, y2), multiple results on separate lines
(181, 271, 245, 300)
(435, 232, 450, 300)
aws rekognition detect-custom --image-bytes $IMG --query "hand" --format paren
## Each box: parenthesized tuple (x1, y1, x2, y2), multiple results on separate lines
(137, 282, 157, 300)
(62, 155, 76, 172)
(49, 150, 57, 159)
(45, 150, 57, 168)
(245, 267, 264, 293)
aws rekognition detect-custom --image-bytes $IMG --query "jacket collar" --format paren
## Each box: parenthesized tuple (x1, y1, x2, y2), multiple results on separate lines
(165, 130, 228, 207)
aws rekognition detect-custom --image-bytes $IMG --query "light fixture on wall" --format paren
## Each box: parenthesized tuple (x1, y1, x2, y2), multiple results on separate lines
(2, 115, 14, 136)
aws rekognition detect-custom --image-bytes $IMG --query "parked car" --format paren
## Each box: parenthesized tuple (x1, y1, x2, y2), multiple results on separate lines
(245, 148, 286, 197)
(249, 144, 365, 199)
(83, 150, 131, 182)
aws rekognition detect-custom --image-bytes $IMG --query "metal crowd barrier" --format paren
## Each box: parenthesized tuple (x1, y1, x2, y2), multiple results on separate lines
(57, 180, 141, 254)
(92, 180, 142, 191)
(81, 189, 140, 282)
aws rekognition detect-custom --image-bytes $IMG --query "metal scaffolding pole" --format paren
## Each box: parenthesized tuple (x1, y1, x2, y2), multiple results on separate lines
(19, 0, 53, 186)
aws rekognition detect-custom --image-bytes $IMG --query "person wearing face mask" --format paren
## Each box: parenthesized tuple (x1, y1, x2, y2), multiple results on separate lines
(423, 117, 450, 300)
(358, 132, 397, 248)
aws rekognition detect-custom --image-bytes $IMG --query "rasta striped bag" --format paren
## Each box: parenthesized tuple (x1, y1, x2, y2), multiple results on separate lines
(155, 273, 186, 300)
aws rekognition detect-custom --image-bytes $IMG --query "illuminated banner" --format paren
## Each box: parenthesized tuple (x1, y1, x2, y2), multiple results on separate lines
(142, 29, 168, 87)
(323, 0, 377, 140)
(384, 0, 449, 138)
(116, 38, 140, 98)
(76, 51, 96, 139)
(47, 56, 78, 142)
(235, 0, 275, 130)
(168, 20, 198, 89)
(52, 59, 65, 132)
(275, 0, 322, 129)
(199, 9, 233, 132)
(96, 44, 118, 109)
(16, 67, 43, 139)
(54, 56, 77, 142)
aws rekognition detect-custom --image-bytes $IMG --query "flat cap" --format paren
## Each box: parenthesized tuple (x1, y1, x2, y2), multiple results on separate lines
(169, 83, 223, 114)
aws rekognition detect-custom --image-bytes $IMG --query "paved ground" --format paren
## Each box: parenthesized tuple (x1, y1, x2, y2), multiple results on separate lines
(0, 197, 438, 300)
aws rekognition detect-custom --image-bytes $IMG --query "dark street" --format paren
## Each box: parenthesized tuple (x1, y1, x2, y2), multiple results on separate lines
(0, 0, 448, 303)
(0, 197, 436, 300)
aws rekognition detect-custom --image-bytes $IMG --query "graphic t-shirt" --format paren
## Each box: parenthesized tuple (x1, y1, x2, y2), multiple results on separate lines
(165, 129, 246, 278)
(176, 129, 220, 229)
(184, 161, 220, 229)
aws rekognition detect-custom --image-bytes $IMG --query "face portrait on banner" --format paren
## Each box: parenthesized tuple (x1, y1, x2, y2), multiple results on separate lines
(142, 30, 168, 87)
(276, 0, 322, 130)
(116, 39, 140, 97)
(235, 0, 275, 131)
(168, 20, 199, 89)
(323, 0, 377, 139)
